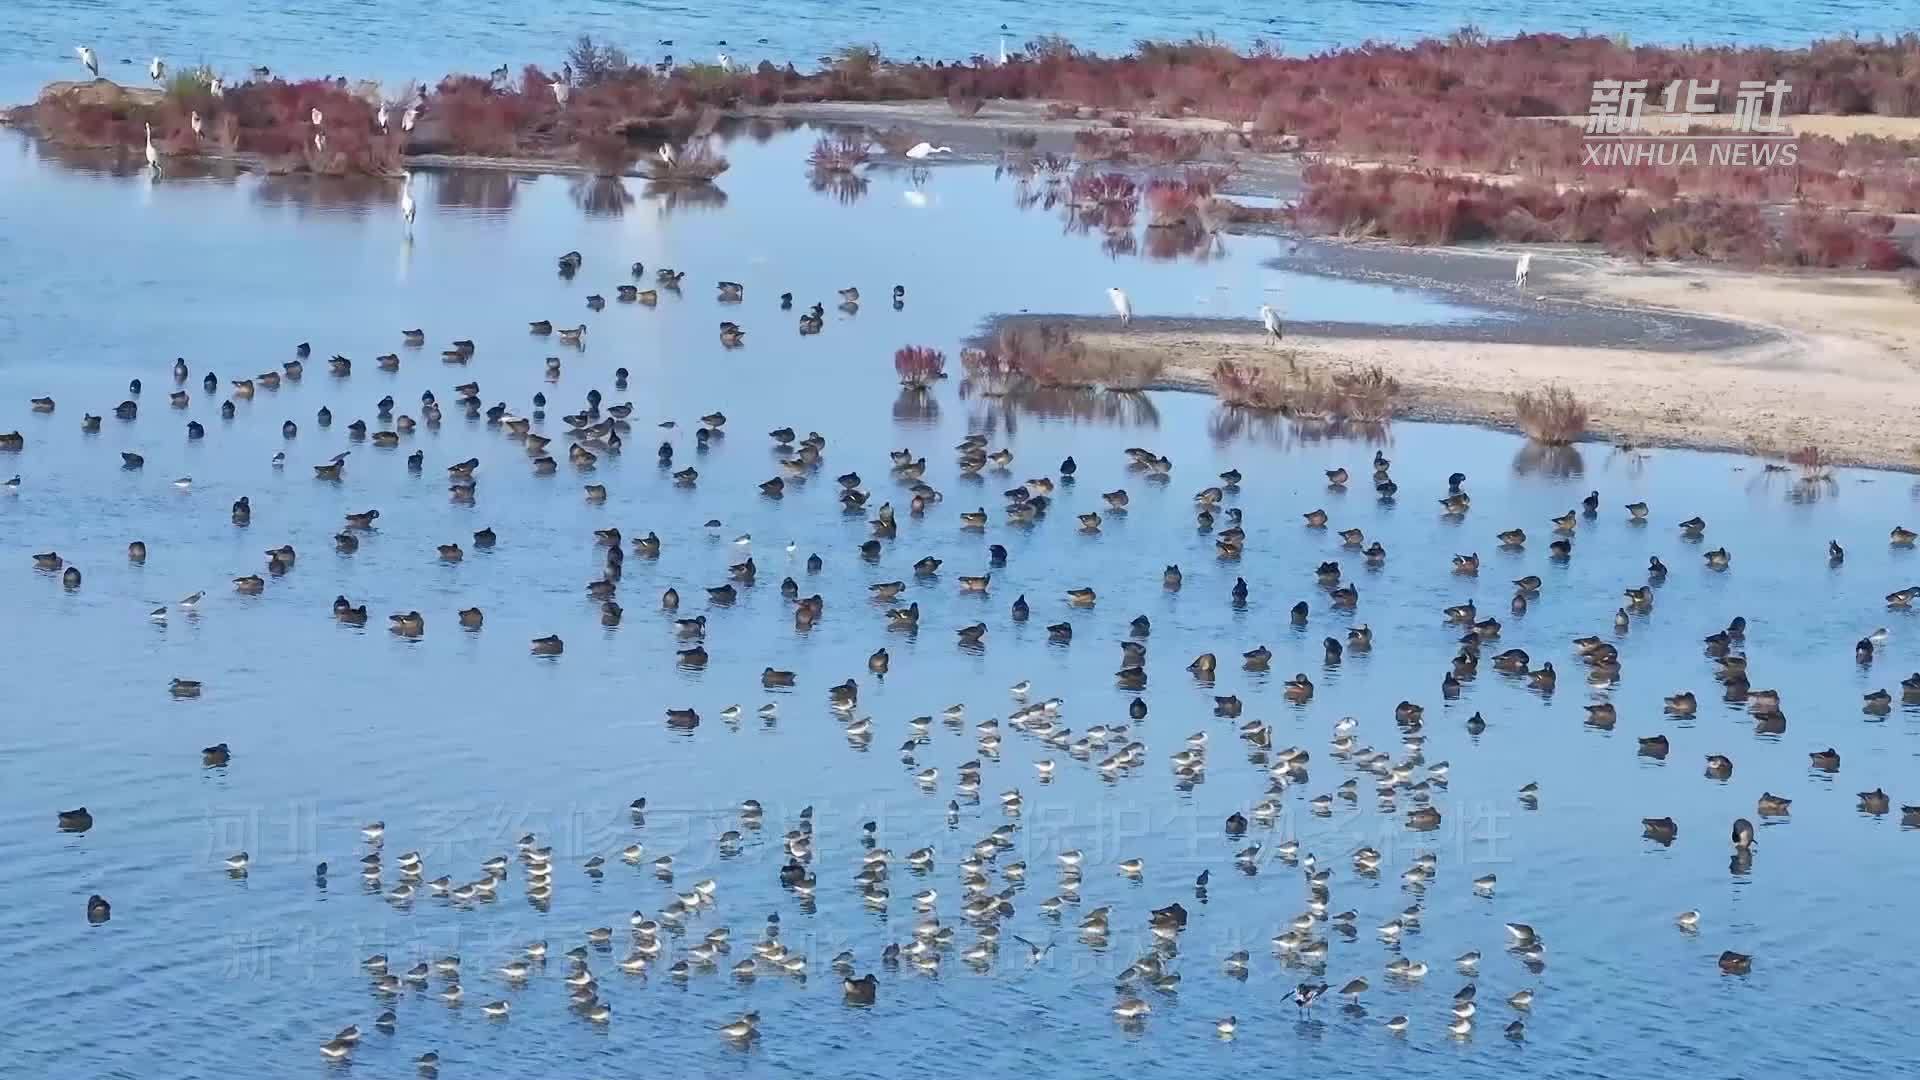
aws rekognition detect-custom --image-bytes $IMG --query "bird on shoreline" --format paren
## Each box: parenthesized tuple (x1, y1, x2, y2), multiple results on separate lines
(1108, 287, 1132, 325)
(76, 46, 99, 78)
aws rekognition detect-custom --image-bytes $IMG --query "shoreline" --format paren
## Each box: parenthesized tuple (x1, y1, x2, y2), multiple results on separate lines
(10, 87, 1918, 469)
(988, 249, 1920, 470)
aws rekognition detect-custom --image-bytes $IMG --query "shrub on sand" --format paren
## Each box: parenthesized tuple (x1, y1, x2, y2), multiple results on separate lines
(946, 86, 985, 117)
(1514, 385, 1588, 444)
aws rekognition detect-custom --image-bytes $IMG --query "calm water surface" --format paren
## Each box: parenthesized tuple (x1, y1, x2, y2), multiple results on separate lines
(5, 0, 1912, 105)
(4, 127, 1919, 1077)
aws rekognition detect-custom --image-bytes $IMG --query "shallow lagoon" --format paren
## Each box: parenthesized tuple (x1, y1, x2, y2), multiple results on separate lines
(4, 126, 1919, 1076)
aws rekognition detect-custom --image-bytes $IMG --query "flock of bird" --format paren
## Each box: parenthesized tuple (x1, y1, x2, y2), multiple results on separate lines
(17, 157, 1919, 1066)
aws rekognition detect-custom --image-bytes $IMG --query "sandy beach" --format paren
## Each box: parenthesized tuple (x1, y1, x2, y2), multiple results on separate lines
(1044, 249, 1920, 468)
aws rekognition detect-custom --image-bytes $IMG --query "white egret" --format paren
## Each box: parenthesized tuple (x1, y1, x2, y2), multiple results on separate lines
(998, 36, 1010, 65)
(144, 122, 160, 174)
(1108, 287, 1132, 325)
(401, 105, 417, 132)
(310, 107, 323, 127)
(659, 143, 677, 166)
(150, 57, 166, 82)
(190, 111, 203, 139)
(377, 102, 389, 132)
(904, 142, 953, 160)
(717, 52, 734, 72)
(1259, 303, 1282, 342)
(550, 79, 569, 107)
(1514, 252, 1532, 289)
(399, 170, 416, 235)
(313, 130, 326, 155)
(209, 76, 223, 97)
(77, 46, 99, 77)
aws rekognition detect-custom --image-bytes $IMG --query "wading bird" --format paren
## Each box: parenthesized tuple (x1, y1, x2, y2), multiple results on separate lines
(905, 142, 953, 160)
(1108, 287, 1132, 325)
(1514, 252, 1532, 289)
(77, 45, 98, 77)
(1259, 303, 1282, 342)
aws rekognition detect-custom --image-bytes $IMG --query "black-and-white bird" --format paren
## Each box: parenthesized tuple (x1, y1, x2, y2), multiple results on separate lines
(76, 45, 99, 77)
(1293, 981, 1330, 1012)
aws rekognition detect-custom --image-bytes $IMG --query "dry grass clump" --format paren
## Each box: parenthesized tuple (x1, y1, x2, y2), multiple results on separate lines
(894, 346, 948, 388)
(946, 86, 986, 117)
(1514, 385, 1589, 444)
(965, 324, 1163, 392)
(1212, 359, 1400, 420)
(807, 133, 871, 172)
(642, 138, 730, 182)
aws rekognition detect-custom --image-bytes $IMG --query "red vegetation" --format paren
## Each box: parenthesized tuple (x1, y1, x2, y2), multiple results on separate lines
(20, 31, 1919, 213)
(1293, 163, 1915, 268)
(894, 346, 949, 388)
(964, 324, 1164, 392)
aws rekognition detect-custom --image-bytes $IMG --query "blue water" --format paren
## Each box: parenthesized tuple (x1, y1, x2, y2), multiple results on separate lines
(5, 83, 1920, 1080)
(5, 0, 1910, 105)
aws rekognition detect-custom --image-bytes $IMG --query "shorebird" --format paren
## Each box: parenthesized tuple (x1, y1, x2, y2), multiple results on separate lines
(1259, 303, 1282, 342)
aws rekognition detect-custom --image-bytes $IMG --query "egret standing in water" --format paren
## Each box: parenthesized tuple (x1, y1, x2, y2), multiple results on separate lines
(400, 170, 416, 236)
(905, 142, 952, 160)
(76, 46, 99, 78)
(144, 122, 161, 175)
(1108, 287, 1132, 326)
(150, 57, 166, 83)
(1259, 303, 1283, 342)
(1514, 252, 1532, 290)
(550, 79, 569, 107)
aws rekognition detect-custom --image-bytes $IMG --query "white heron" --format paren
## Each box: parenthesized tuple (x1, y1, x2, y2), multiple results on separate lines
(377, 102, 389, 132)
(143, 122, 160, 174)
(550, 79, 569, 107)
(659, 143, 677, 166)
(1108, 287, 1132, 325)
(310, 107, 324, 127)
(400, 170, 416, 235)
(904, 142, 953, 160)
(313, 130, 327, 155)
(401, 105, 417, 132)
(1259, 303, 1283, 342)
(998, 36, 1010, 65)
(150, 57, 166, 82)
(209, 76, 224, 97)
(190, 111, 203, 139)
(1514, 252, 1532, 289)
(717, 52, 734, 72)
(77, 45, 99, 78)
